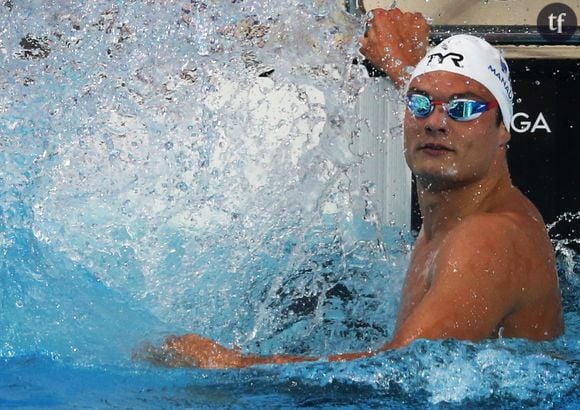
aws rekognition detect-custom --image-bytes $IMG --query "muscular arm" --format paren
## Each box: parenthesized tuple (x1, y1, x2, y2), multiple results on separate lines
(384, 215, 525, 349)
(145, 216, 542, 368)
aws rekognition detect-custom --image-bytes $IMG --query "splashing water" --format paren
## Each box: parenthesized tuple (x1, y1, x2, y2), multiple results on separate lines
(1, 0, 399, 361)
(0, 1, 578, 408)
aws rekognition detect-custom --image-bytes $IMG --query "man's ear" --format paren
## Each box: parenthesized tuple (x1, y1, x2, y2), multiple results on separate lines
(498, 124, 511, 147)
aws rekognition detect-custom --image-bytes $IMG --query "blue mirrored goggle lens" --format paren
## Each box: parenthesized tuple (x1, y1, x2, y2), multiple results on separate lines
(407, 94, 433, 117)
(447, 100, 481, 120)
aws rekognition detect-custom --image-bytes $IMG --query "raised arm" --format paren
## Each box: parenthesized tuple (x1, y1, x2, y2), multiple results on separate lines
(359, 8, 429, 88)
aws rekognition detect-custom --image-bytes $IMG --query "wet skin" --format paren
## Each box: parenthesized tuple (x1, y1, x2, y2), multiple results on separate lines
(390, 71, 564, 349)
(143, 8, 564, 369)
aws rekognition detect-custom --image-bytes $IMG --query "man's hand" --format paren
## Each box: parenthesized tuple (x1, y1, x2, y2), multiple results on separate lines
(137, 333, 321, 369)
(137, 334, 246, 369)
(164, 334, 247, 368)
(359, 8, 429, 88)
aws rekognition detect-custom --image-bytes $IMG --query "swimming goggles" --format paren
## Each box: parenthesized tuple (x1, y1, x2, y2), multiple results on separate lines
(406, 93, 499, 122)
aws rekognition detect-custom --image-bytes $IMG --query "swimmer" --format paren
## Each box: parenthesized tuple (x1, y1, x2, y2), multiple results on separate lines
(147, 8, 564, 368)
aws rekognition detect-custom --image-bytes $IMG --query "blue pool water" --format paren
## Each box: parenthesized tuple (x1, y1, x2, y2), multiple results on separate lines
(1, 1, 578, 408)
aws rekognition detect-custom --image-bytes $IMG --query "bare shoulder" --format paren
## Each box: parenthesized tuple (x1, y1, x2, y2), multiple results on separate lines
(433, 211, 563, 340)
(436, 210, 558, 303)
(433, 214, 517, 289)
(445, 210, 550, 254)
(392, 207, 562, 344)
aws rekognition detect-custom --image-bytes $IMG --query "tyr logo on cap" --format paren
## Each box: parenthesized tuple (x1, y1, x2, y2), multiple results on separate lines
(426, 52, 464, 68)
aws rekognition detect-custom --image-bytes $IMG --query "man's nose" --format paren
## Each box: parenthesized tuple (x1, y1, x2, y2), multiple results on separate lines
(424, 105, 449, 135)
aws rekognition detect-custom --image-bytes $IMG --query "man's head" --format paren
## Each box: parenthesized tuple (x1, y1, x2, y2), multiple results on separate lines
(403, 35, 514, 190)
(409, 34, 513, 131)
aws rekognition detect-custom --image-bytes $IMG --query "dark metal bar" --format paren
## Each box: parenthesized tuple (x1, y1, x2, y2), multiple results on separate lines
(430, 25, 580, 45)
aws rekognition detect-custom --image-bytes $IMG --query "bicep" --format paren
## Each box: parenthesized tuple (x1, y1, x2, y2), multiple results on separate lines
(389, 281, 506, 349)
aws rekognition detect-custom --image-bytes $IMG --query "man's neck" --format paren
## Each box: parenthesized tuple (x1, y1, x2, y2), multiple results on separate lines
(416, 167, 512, 241)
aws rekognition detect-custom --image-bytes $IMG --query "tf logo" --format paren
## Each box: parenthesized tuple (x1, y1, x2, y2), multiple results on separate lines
(537, 3, 578, 42)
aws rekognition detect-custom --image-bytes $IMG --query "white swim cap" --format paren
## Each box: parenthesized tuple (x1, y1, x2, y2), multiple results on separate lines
(409, 34, 513, 131)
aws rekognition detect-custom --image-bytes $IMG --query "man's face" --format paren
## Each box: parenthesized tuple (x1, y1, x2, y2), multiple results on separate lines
(403, 71, 509, 190)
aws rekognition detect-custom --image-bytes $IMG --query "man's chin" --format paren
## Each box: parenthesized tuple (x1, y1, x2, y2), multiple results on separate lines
(413, 164, 459, 179)
(413, 169, 466, 192)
